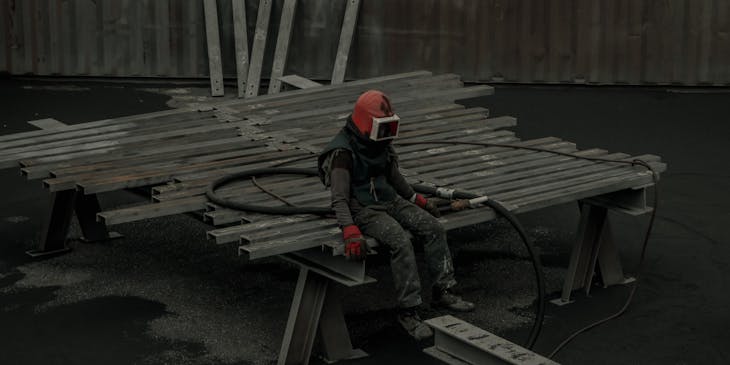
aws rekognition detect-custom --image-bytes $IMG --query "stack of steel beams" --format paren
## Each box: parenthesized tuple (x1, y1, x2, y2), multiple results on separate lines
(0, 71, 665, 262)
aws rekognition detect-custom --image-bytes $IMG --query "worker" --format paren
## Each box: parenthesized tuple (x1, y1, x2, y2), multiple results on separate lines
(318, 90, 474, 341)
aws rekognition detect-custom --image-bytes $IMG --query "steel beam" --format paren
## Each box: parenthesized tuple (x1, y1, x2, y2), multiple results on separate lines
(584, 187, 652, 216)
(277, 267, 367, 365)
(424, 315, 559, 365)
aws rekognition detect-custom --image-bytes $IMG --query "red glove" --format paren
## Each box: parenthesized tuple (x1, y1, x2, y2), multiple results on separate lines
(342, 225, 367, 261)
(413, 194, 441, 218)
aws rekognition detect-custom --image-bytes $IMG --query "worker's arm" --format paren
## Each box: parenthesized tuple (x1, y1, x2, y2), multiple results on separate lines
(386, 154, 441, 217)
(385, 157, 417, 199)
(329, 149, 367, 260)
(330, 149, 355, 227)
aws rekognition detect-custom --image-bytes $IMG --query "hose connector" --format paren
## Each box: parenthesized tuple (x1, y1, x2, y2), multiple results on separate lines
(450, 196, 490, 211)
(435, 187, 456, 200)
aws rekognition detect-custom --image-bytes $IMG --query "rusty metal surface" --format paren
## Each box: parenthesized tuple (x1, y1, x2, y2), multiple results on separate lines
(2, 0, 729, 85)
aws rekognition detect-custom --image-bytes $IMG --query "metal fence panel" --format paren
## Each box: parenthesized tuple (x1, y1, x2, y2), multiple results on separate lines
(1, 0, 728, 85)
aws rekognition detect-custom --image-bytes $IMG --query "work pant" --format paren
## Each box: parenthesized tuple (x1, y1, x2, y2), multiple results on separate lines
(352, 196, 456, 308)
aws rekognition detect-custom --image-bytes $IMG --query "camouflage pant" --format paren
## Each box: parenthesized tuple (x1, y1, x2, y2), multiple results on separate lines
(352, 196, 456, 308)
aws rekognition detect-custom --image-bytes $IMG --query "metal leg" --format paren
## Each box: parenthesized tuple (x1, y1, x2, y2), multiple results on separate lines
(75, 193, 121, 242)
(318, 285, 367, 363)
(552, 202, 635, 305)
(278, 267, 330, 365)
(552, 203, 607, 305)
(27, 190, 77, 257)
(278, 267, 368, 365)
(597, 220, 634, 286)
(27, 191, 121, 258)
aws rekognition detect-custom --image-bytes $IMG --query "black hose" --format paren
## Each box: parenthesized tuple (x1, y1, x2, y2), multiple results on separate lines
(205, 167, 331, 215)
(207, 167, 547, 350)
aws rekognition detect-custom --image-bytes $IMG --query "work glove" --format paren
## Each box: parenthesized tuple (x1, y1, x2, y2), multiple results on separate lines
(413, 194, 441, 218)
(342, 225, 367, 261)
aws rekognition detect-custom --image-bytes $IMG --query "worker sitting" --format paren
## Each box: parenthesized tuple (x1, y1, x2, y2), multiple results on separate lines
(318, 90, 475, 341)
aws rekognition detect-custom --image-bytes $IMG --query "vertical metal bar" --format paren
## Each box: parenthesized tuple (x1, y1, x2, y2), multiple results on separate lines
(74, 193, 111, 242)
(597, 219, 630, 286)
(317, 284, 367, 362)
(583, 206, 609, 296)
(267, 0, 298, 94)
(278, 267, 329, 365)
(32, 190, 76, 255)
(571, 204, 607, 290)
(556, 203, 590, 304)
(232, 0, 249, 97)
(246, 0, 272, 98)
(203, 0, 224, 96)
(554, 202, 606, 304)
(331, 0, 361, 84)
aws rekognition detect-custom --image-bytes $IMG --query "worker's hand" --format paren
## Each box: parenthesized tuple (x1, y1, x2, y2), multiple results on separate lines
(342, 225, 367, 261)
(413, 194, 441, 218)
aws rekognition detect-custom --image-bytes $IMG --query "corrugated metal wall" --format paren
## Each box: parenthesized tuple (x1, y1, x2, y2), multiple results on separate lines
(2, 0, 729, 85)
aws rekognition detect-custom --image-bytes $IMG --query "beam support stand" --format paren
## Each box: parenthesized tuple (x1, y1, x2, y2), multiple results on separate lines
(551, 201, 633, 306)
(27, 190, 122, 258)
(277, 252, 369, 365)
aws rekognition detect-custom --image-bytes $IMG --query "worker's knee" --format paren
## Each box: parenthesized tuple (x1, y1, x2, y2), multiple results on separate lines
(420, 221, 446, 241)
(382, 228, 413, 253)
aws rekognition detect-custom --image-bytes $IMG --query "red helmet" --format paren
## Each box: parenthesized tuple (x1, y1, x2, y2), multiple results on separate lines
(351, 90, 400, 141)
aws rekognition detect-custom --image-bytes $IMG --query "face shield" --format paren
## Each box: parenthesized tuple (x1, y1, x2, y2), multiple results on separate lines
(369, 114, 400, 141)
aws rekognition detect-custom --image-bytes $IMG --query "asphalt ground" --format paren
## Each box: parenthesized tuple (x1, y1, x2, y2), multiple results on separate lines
(0, 78, 728, 365)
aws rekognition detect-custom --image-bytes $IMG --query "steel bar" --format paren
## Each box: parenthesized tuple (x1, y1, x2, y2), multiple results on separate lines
(203, 0, 224, 96)
(277, 267, 327, 365)
(245, 0, 273, 98)
(424, 315, 559, 365)
(277, 74, 323, 89)
(331, 0, 361, 84)
(267, 0, 298, 94)
(231, 0, 249, 98)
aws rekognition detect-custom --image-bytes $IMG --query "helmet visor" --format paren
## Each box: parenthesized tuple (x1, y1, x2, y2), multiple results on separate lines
(370, 114, 400, 141)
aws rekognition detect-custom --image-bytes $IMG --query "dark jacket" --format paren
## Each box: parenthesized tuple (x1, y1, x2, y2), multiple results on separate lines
(318, 118, 416, 226)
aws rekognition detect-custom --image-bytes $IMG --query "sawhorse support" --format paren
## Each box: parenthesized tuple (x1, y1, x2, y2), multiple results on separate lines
(27, 190, 122, 257)
(551, 191, 651, 305)
(278, 248, 373, 365)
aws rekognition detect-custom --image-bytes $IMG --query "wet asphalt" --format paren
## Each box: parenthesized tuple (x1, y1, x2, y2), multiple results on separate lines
(0, 78, 728, 365)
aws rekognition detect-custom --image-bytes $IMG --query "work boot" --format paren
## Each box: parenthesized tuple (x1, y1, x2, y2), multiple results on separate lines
(396, 306, 433, 341)
(432, 288, 475, 312)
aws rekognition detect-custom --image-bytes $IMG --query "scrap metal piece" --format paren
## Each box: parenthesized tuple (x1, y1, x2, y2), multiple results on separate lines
(424, 315, 559, 365)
